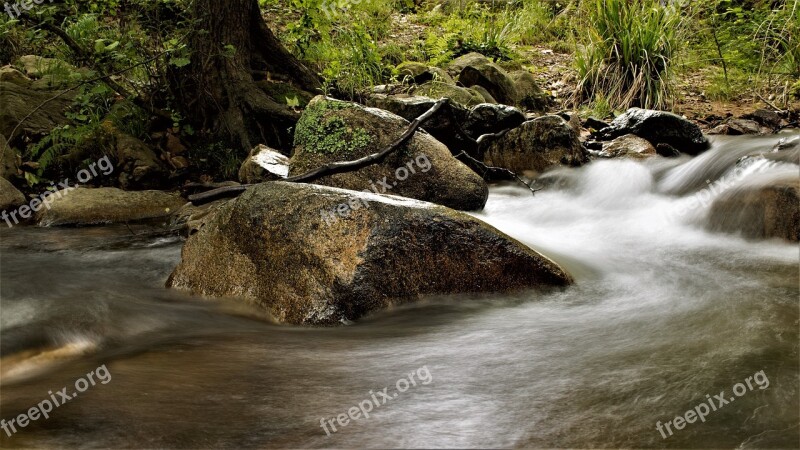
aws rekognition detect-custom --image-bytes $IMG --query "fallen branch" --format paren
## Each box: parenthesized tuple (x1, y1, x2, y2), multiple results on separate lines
(453, 151, 542, 196)
(189, 98, 449, 205)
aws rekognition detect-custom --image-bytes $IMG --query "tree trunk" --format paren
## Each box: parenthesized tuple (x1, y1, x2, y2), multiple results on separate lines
(174, 0, 321, 152)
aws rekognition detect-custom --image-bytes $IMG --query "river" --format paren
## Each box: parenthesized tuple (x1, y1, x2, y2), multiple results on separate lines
(1, 133, 798, 448)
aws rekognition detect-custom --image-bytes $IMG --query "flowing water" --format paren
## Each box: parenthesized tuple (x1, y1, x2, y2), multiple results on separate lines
(1, 133, 798, 448)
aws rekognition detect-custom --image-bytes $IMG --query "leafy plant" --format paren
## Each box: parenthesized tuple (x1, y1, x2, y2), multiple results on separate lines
(574, 0, 681, 110)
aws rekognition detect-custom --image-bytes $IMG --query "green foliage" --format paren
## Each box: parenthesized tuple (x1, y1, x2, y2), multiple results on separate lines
(294, 100, 373, 156)
(188, 141, 242, 181)
(575, 0, 681, 110)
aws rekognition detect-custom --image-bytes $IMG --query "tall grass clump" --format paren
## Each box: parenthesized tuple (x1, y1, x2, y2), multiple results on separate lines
(574, 0, 682, 110)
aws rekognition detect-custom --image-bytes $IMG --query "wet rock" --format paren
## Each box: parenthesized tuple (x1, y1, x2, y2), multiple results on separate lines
(165, 181, 573, 325)
(238, 145, 290, 184)
(593, 108, 710, 155)
(35, 187, 185, 226)
(483, 115, 588, 173)
(602, 134, 657, 159)
(290, 96, 488, 211)
(0, 177, 25, 212)
(170, 199, 230, 237)
(708, 176, 799, 242)
(656, 143, 681, 157)
(742, 109, 783, 129)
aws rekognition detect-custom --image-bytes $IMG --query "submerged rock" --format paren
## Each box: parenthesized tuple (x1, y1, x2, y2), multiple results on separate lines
(483, 115, 588, 174)
(708, 176, 799, 242)
(290, 96, 488, 211)
(166, 182, 573, 325)
(36, 187, 185, 226)
(593, 108, 710, 155)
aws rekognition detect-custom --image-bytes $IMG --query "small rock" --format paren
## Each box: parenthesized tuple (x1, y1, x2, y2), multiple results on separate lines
(602, 134, 657, 159)
(238, 145, 290, 184)
(593, 108, 710, 155)
(36, 187, 185, 226)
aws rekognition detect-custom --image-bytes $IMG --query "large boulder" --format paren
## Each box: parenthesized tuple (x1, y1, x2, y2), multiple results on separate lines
(483, 115, 588, 174)
(593, 108, 710, 155)
(0, 82, 73, 138)
(0, 177, 25, 213)
(35, 187, 185, 226)
(708, 176, 799, 242)
(166, 182, 572, 325)
(238, 144, 290, 184)
(290, 96, 488, 211)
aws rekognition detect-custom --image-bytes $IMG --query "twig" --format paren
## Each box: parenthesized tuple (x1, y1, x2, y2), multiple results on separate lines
(756, 93, 786, 113)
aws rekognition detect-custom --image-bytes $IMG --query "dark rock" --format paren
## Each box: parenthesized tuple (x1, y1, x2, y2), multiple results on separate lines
(165, 181, 573, 325)
(463, 103, 526, 139)
(458, 61, 518, 105)
(656, 143, 681, 157)
(708, 176, 799, 242)
(742, 109, 783, 129)
(0, 82, 73, 139)
(483, 115, 589, 173)
(509, 71, 549, 111)
(584, 117, 610, 132)
(708, 119, 765, 135)
(366, 94, 470, 153)
(593, 108, 710, 155)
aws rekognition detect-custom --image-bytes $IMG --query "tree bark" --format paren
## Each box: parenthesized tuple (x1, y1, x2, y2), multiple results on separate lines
(173, 0, 321, 152)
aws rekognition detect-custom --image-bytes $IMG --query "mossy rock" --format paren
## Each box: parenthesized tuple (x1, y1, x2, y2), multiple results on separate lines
(291, 96, 488, 211)
(411, 81, 485, 107)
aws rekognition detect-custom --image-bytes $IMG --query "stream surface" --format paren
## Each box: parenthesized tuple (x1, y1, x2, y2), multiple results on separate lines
(0, 133, 798, 448)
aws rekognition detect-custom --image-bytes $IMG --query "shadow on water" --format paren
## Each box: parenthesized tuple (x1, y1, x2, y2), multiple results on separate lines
(0, 134, 798, 448)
